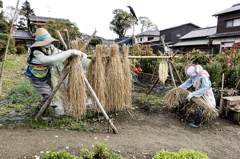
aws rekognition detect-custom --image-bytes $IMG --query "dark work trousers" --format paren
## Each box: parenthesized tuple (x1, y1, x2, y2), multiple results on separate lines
(28, 77, 53, 106)
(194, 105, 202, 125)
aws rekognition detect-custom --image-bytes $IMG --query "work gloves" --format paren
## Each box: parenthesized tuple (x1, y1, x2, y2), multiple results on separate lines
(71, 50, 87, 60)
(187, 92, 194, 101)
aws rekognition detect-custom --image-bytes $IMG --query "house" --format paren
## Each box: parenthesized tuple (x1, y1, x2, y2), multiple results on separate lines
(116, 23, 199, 53)
(28, 15, 72, 32)
(173, 26, 217, 57)
(160, 23, 200, 52)
(12, 29, 35, 49)
(209, 3, 240, 55)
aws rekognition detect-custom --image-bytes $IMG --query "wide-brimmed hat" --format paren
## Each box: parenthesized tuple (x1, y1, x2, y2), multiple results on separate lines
(31, 28, 57, 47)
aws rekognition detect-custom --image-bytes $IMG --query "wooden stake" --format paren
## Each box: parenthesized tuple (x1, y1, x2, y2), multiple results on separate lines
(56, 30, 67, 50)
(147, 78, 159, 95)
(221, 73, 224, 98)
(34, 69, 69, 120)
(35, 30, 96, 120)
(85, 77, 119, 133)
(63, 29, 70, 49)
(161, 36, 176, 87)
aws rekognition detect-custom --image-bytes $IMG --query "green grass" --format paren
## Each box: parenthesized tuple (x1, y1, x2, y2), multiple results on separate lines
(140, 93, 165, 104)
(1, 54, 26, 72)
(6, 77, 42, 105)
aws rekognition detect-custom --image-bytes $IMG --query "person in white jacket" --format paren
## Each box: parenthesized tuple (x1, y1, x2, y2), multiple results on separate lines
(26, 28, 86, 118)
(179, 64, 216, 127)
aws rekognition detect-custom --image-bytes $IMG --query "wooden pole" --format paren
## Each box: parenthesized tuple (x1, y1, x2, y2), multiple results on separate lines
(146, 36, 178, 95)
(63, 29, 70, 49)
(161, 36, 176, 87)
(221, 73, 224, 98)
(147, 78, 159, 95)
(170, 62, 183, 84)
(0, 0, 20, 87)
(34, 30, 119, 133)
(34, 69, 69, 120)
(35, 30, 96, 120)
(56, 30, 67, 50)
(84, 77, 119, 133)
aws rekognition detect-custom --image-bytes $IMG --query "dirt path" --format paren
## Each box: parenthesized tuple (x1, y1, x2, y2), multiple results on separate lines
(0, 85, 240, 159)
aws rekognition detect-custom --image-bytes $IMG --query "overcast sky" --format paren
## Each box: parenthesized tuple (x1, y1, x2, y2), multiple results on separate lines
(3, 0, 240, 39)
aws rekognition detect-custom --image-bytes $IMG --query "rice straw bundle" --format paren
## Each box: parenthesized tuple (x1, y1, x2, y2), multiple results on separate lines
(165, 87, 219, 122)
(105, 44, 125, 113)
(65, 39, 86, 117)
(159, 60, 168, 85)
(120, 44, 132, 108)
(86, 44, 107, 112)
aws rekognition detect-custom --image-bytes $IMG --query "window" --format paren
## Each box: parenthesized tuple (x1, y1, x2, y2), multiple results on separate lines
(148, 37, 154, 41)
(226, 18, 240, 27)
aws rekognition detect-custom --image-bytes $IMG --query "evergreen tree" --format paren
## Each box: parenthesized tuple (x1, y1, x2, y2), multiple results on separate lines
(0, 0, 9, 33)
(19, 0, 35, 29)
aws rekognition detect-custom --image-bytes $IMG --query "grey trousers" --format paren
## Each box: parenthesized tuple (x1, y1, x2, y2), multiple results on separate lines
(28, 77, 53, 106)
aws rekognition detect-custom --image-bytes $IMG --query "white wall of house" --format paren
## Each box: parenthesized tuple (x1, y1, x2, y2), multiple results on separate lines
(212, 37, 240, 53)
(136, 36, 159, 43)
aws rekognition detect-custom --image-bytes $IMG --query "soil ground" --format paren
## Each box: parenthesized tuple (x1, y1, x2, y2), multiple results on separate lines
(0, 84, 240, 159)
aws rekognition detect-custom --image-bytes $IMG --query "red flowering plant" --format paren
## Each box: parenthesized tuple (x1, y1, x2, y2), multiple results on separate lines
(222, 43, 240, 68)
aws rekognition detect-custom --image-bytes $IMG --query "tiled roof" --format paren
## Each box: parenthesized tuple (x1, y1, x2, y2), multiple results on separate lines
(160, 23, 200, 32)
(174, 39, 209, 47)
(29, 15, 70, 23)
(180, 26, 216, 39)
(136, 30, 159, 36)
(12, 30, 34, 39)
(213, 3, 240, 16)
(209, 31, 240, 38)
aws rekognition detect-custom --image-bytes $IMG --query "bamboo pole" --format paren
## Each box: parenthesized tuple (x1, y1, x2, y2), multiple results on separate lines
(56, 30, 67, 50)
(0, 0, 20, 90)
(86, 55, 177, 59)
(85, 77, 119, 133)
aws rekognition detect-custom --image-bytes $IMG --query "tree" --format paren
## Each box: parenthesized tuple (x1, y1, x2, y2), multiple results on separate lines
(44, 19, 81, 42)
(0, 0, 9, 33)
(109, 9, 136, 39)
(139, 17, 158, 33)
(19, 0, 35, 29)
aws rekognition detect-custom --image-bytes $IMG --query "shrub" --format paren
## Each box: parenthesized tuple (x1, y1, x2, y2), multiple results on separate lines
(0, 33, 16, 52)
(153, 149, 209, 159)
(224, 64, 240, 88)
(16, 46, 26, 54)
(204, 62, 223, 88)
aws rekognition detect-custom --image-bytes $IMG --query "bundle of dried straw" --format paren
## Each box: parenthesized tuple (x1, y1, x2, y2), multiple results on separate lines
(86, 44, 107, 112)
(65, 39, 86, 117)
(165, 87, 219, 122)
(120, 44, 132, 108)
(105, 44, 125, 112)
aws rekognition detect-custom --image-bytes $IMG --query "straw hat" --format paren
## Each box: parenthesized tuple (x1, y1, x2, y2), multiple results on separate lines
(31, 28, 57, 47)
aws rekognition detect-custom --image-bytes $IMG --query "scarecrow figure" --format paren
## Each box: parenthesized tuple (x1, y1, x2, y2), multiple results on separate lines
(179, 64, 216, 127)
(26, 28, 86, 118)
